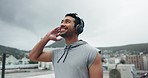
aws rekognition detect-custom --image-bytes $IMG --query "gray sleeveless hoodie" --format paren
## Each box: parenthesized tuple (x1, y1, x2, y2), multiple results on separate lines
(51, 40, 99, 78)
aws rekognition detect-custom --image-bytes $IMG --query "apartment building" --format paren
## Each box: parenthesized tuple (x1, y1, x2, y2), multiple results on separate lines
(126, 55, 144, 70)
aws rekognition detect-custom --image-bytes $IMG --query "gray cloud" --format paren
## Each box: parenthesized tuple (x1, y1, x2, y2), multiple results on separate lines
(0, 0, 148, 50)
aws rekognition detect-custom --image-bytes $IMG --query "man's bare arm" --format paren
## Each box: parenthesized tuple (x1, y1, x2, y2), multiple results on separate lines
(28, 27, 61, 62)
(89, 53, 103, 78)
(28, 35, 52, 62)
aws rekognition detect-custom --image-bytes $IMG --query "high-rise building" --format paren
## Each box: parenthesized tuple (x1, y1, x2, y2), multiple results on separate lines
(143, 54, 148, 70)
(126, 55, 144, 70)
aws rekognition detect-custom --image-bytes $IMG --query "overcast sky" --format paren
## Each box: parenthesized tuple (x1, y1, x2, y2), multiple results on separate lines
(0, 0, 148, 50)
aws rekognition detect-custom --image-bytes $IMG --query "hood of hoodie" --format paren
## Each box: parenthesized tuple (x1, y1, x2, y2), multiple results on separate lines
(65, 40, 87, 48)
(57, 40, 87, 63)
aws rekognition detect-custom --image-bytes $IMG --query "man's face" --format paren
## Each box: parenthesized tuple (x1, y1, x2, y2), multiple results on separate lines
(59, 16, 76, 37)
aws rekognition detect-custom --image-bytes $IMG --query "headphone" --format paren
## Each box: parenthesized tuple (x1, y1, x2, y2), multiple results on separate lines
(75, 19, 84, 34)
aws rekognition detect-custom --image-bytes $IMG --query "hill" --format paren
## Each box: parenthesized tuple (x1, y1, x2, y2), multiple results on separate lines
(46, 38, 65, 48)
(98, 43, 148, 55)
(46, 39, 148, 55)
(1, 42, 147, 59)
(0, 45, 28, 59)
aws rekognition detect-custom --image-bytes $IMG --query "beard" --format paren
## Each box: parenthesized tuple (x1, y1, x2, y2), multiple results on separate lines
(60, 30, 75, 38)
(60, 33, 68, 38)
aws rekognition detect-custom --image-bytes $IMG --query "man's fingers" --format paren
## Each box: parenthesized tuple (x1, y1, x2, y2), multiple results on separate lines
(47, 27, 60, 35)
(55, 27, 60, 32)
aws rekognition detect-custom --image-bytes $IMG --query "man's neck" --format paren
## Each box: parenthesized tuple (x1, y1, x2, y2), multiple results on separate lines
(64, 36, 79, 45)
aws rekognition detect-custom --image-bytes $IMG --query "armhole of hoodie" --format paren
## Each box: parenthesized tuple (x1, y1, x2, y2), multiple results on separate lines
(87, 48, 100, 68)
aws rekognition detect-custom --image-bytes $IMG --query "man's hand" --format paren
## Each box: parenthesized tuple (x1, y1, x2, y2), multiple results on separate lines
(29, 27, 62, 62)
(46, 27, 62, 41)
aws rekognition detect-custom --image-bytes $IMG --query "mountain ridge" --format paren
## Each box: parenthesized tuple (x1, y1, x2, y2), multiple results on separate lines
(0, 42, 148, 59)
(0, 45, 28, 59)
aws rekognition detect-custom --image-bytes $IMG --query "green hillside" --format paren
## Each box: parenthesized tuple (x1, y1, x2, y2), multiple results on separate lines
(46, 39, 148, 55)
(0, 42, 147, 59)
(0, 45, 28, 59)
(98, 43, 148, 55)
(46, 38, 65, 48)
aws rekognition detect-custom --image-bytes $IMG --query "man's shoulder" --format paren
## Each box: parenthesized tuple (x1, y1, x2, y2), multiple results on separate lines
(82, 43, 98, 50)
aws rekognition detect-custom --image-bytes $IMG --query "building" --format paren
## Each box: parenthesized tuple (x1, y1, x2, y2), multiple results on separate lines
(143, 54, 148, 70)
(126, 55, 144, 70)
(6, 55, 19, 65)
(19, 57, 29, 65)
(108, 57, 120, 64)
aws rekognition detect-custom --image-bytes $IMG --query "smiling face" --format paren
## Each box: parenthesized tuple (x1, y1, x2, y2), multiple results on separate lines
(59, 16, 77, 38)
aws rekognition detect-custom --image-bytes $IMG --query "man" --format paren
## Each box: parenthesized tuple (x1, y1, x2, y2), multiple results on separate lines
(29, 13, 103, 78)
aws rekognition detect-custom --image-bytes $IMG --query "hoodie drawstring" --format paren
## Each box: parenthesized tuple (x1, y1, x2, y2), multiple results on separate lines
(57, 45, 71, 63)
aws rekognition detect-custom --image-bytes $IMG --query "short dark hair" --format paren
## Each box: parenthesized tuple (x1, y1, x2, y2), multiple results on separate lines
(65, 13, 81, 26)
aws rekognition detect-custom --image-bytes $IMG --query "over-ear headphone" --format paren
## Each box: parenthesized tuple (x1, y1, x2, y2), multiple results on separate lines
(75, 19, 84, 34)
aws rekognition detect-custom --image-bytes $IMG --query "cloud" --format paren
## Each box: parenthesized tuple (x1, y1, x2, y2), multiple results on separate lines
(0, 0, 148, 50)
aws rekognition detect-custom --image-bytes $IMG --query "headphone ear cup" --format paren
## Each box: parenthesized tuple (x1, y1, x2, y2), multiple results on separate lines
(75, 24, 83, 34)
(75, 19, 84, 34)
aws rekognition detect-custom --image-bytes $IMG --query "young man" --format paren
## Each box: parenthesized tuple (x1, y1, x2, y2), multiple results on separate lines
(29, 13, 103, 78)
